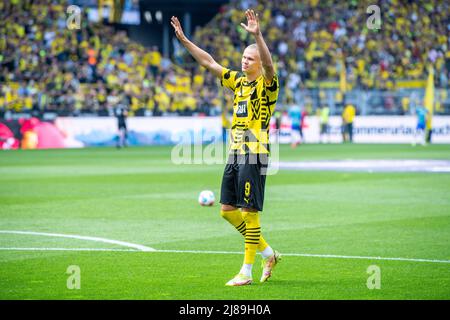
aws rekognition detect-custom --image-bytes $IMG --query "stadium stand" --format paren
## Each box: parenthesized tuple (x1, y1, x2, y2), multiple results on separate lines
(188, 0, 449, 114)
(0, 0, 212, 117)
(0, 0, 449, 116)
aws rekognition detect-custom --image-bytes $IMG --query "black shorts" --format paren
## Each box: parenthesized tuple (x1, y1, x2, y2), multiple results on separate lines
(220, 154, 268, 212)
(118, 122, 127, 130)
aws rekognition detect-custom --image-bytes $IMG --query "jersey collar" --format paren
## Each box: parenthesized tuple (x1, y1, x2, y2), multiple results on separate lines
(243, 75, 262, 86)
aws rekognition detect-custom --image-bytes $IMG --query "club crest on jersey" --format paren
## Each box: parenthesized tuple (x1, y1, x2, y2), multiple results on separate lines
(236, 100, 248, 117)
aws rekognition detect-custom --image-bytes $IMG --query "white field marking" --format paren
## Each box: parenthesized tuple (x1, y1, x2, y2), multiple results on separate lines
(0, 247, 137, 252)
(0, 230, 155, 252)
(0, 244, 449, 264)
(274, 159, 450, 173)
(154, 249, 450, 264)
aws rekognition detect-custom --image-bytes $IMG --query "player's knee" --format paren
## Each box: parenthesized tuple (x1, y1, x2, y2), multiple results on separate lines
(221, 204, 238, 213)
(241, 207, 258, 213)
(241, 208, 258, 222)
(220, 210, 227, 219)
(220, 205, 238, 220)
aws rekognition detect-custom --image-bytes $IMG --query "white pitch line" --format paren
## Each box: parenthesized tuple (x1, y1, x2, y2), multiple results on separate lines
(155, 249, 450, 264)
(1, 230, 448, 264)
(0, 247, 138, 252)
(0, 230, 155, 252)
(1, 246, 448, 264)
(280, 252, 450, 264)
(275, 159, 450, 173)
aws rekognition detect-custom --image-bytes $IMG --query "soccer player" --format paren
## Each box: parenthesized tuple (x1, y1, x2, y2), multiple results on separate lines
(413, 106, 428, 146)
(114, 96, 129, 148)
(319, 105, 330, 143)
(342, 103, 356, 143)
(300, 108, 307, 142)
(288, 103, 302, 148)
(171, 9, 281, 286)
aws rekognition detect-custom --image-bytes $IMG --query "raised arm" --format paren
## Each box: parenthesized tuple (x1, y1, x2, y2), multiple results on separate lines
(240, 9, 275, 82)
(171, 16, 223, 78)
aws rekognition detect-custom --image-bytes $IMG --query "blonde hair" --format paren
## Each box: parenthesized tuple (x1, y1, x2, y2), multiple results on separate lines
(246, 44, 258, 51)
(244, 44, 260, 60)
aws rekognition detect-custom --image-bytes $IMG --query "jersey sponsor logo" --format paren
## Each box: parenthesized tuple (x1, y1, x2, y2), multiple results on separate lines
(236, 100, 248, 117)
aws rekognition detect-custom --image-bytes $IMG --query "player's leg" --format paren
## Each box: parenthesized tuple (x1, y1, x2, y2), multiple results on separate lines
(221, 204, 245, 236)
(299, 126, 304, 143)
(116, 128, 122, 148)
(220, 161, 240, 230)
(347, 123, 352, 142)
(251, 157, 281, 283)
(123, 126, 128, 147)
(119, 127, 125, 147)
(296, 127, 301, 146)
(426, 128, 432, 144)
(239, 208, 279, 284)
(413, 123, 424, 146)
(226, 157, 279, 286)
(290, 126, 300, 148)
(341, 124, 346, 143)
(326, 124, 330, 143)
(221, 197, 270, 252)
(241, 207, 260, 277)
(221, 206, 271, 253)
(420, 124, 426, 146)
(221, 159, 251, 286)
(412, 124, 419, 146)
(320, 124, 324, 143)
(219, 160, 259, 269)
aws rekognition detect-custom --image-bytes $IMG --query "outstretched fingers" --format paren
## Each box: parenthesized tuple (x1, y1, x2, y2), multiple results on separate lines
(247, 9, 257, 22)
(171, 16, 181, 30)
(241, 9, 259, 34)
(246, 9, 253, 23)
(170, 16, 177, 27)
(171, 16, 186, 40)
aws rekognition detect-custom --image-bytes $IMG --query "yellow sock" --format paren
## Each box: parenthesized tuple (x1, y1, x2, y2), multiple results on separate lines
(258, 235, 269, 252)
(242, 211, 260, 264)
(220, 209, 269, 252)
(220, 209, 246, 236)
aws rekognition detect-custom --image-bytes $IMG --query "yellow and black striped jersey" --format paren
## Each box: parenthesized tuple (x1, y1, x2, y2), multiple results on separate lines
(221, 68, 279, 155)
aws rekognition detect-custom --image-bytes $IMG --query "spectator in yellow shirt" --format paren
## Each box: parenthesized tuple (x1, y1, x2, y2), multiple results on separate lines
(342, 104, 356, 143)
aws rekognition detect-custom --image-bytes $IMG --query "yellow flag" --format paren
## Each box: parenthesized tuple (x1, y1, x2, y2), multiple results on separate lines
(339, 59, 347, 93)
(424, 65, 434, 114)
(424, 65, 434, 129)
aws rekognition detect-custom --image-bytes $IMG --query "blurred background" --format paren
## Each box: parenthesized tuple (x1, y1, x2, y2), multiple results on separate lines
(0, 0, 449, 148)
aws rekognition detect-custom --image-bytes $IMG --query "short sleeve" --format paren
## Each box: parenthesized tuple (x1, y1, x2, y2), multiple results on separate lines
(221, 68, 239, 91)
(265, 74, 279, 102)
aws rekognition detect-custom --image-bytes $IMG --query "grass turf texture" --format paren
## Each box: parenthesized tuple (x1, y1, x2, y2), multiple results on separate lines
(0, 144, 449, 299)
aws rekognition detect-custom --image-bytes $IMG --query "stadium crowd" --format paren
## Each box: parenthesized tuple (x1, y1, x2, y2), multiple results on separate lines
(0, 0, 449, 116)
(192, 0, 449, 100)
(0, 0, 219, 116)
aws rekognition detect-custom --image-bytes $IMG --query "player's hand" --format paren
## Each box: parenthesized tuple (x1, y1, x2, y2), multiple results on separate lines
(240, 9, 260, 35)
(171, 16, 188, 42)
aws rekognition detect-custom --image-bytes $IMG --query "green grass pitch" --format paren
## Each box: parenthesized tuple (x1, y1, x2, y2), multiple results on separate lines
(0, 144, 449, 299)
